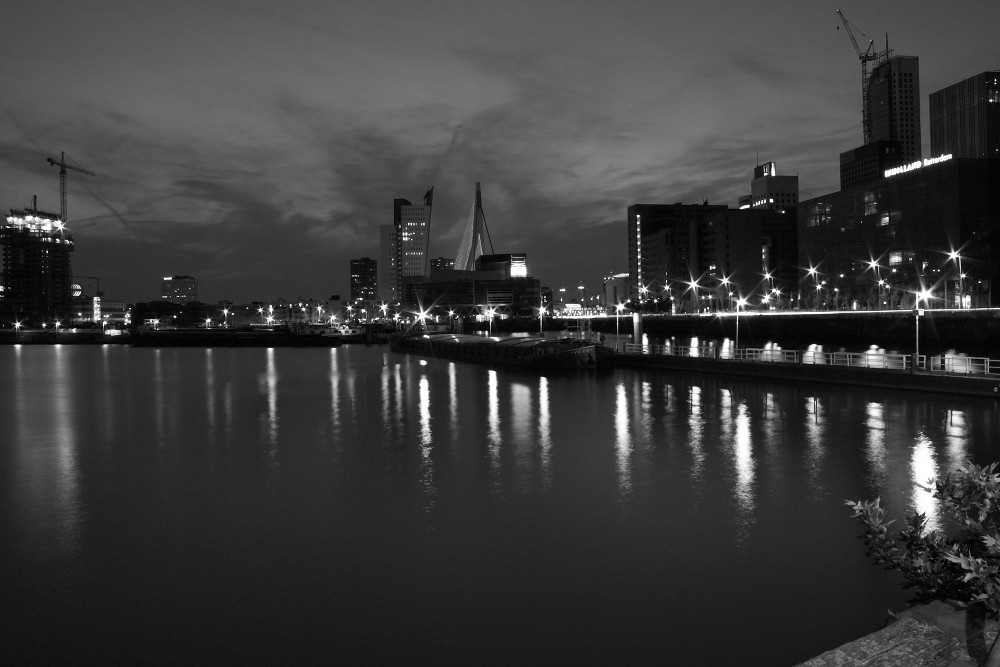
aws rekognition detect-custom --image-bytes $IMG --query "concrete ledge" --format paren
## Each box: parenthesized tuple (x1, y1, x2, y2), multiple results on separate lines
(797, 616, 972, 666)
(800, 602, 998, 666)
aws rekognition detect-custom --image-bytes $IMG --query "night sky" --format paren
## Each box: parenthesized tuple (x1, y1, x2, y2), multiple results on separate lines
(2, 1, 997, 304)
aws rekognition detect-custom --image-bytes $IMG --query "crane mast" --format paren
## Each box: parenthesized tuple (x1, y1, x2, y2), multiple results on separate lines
(46, 151, 95, 222)
(836, 10, 892, 144)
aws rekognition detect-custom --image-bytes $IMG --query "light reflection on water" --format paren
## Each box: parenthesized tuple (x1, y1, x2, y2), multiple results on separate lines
(613, 382, 632, 503)
(4, 344, 999, 664)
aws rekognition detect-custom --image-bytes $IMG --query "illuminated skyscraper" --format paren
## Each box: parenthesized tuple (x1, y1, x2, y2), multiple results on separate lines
(380, 188, 433, 302)
(930, 71, 1000, 159)
(0, 206, 75, 323)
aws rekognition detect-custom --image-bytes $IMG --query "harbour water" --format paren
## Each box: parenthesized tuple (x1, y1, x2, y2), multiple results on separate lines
(4, 343, 999, 663)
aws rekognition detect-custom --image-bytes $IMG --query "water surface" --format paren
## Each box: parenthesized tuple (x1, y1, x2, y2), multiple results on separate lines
(3, 344, 997, 663)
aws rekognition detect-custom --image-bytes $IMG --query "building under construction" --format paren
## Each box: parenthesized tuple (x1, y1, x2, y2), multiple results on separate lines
(0, 206, 76, 324)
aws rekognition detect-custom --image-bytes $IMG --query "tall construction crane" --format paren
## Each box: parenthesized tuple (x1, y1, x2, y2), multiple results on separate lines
(836, 10, 891, 145)
(46, 151, 94, 222)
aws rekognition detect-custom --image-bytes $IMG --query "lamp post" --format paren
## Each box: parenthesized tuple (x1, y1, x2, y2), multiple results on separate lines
(688, 280, 698, 313)
(735, 297, 747, 358)
(14, 321, 21, 342)
(868, 260, 881, 310)
(913, 307, 924, 373)
(913, 289, 931, 372)
(615, 303, 624, 341)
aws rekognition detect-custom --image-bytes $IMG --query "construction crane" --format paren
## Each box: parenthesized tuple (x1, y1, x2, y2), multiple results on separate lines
(836, 10, 892, 144)
(46, 151, 94, 222)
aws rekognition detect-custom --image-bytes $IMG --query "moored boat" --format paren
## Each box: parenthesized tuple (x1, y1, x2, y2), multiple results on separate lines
(390, 332, 613, 370)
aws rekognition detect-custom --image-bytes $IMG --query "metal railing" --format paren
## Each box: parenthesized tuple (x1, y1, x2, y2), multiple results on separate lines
(617, 343, 1000, 377)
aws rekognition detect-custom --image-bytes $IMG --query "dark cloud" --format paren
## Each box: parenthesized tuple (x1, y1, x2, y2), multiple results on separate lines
(2, 1, 998, 302)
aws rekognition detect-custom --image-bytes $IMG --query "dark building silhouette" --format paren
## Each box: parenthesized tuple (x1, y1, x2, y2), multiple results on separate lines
(349, 257, 378, 302)
(709, 208, 799, 308)
(798, 158, 1000, 309)
(930, 71, 1000, 159)
(627, 203, 728, 306)
(866, 55, 921, 163)
(1, 207, 75, 323)
(628, 170, 799, 312)
(160, 275, 198, 305)
(839, 140, 904, 189)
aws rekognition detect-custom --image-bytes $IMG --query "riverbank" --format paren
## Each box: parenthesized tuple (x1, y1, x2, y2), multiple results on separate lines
(612, 347, 1000, 398)
(587, 308, 1000, 358)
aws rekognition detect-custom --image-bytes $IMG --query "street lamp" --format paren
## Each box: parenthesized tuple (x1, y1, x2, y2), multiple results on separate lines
(868, 260, 882, 310)
(735, 297, 747, 357)
(13, 320, 21, 342)
(688, 280, 699, 313)
(948, 250, 964, 308)
(616, 303, 624, 340)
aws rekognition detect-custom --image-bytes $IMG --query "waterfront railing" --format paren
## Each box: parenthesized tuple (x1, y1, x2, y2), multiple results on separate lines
(619, 343, 1000, 377)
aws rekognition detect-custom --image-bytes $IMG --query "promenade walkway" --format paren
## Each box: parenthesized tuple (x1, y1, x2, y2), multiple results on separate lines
(613, 343, 1000, 398)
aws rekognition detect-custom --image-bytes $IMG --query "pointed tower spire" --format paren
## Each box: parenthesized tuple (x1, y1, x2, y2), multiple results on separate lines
(454, 182, 488, 271)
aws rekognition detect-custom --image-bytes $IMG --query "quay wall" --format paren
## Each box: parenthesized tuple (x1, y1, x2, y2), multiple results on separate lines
(613, 352, 1000, 399)
(590, 310, 1000, 357)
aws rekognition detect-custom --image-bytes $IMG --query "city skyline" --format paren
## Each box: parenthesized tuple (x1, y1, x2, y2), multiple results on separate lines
(1, 1, 997, 304)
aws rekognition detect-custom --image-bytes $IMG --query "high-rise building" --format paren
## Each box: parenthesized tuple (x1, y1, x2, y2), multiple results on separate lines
(161, 275, 198, 304)
(866, 55, 921, 162)
(930, 71, 1000, 159)
(378, 224, 397, 302)
(747, 162, 798, 212)
(380, 188, 433, 302)
(0, 207, 75, 323)
(349, 257, 378, 302)
(626, 203, 728, 306)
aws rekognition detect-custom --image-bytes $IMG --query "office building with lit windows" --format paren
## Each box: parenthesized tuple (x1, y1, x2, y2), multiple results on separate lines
(349, 257, 378, 303)
(626, 203, 728, 308)
(930, 70, 1000, 159)
(628, 165, 799, 311)
(380, 189, 433, 303)
(161, 275, 198, 304)
(0, 207, 75, 323)
(798, 158, 1000, 309)
(745, 162, 798, 211)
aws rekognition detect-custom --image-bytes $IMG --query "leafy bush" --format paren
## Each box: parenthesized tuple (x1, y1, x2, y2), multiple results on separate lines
(846, 461, 1000, 615)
